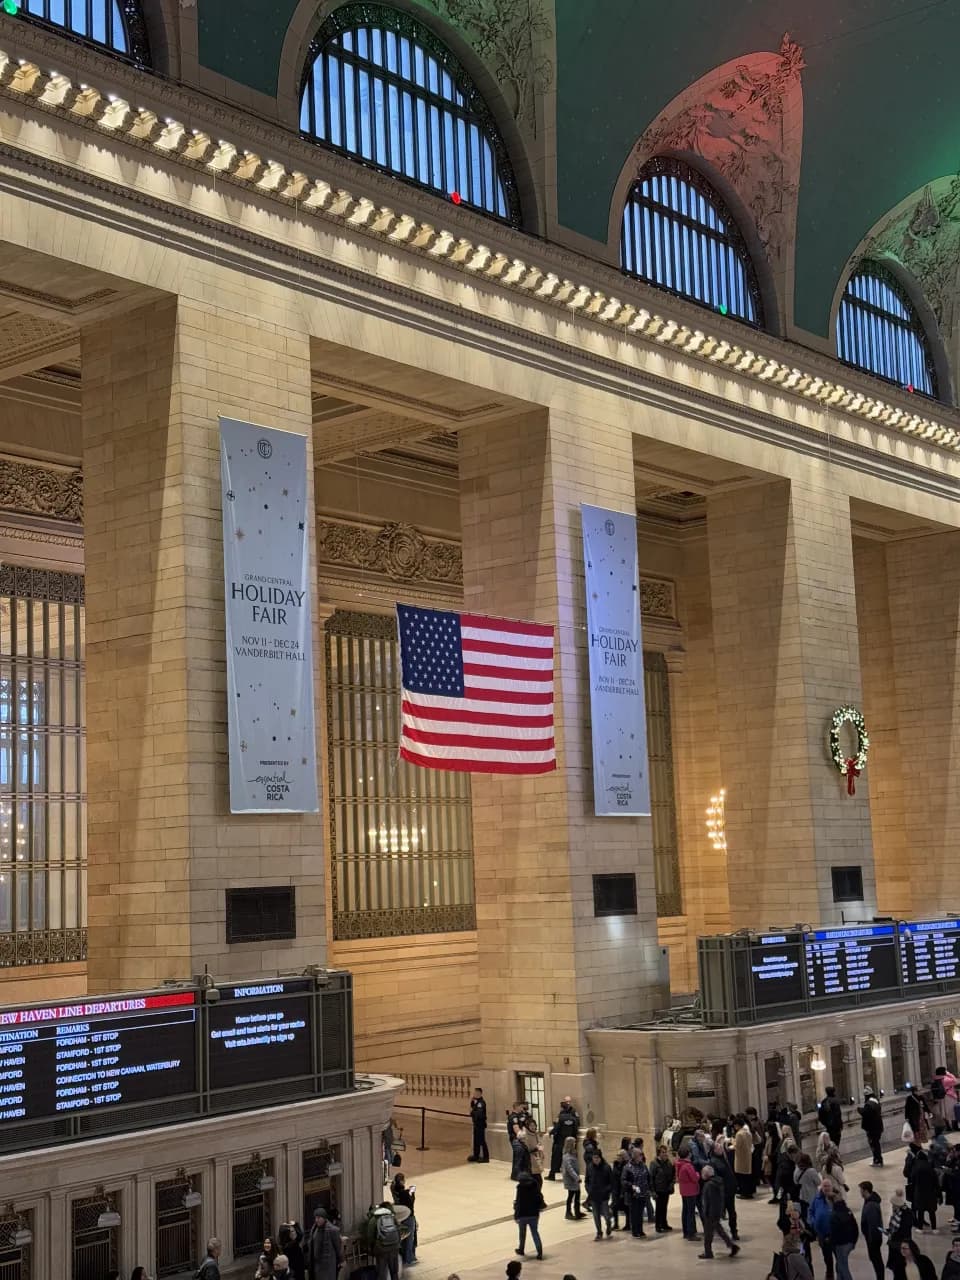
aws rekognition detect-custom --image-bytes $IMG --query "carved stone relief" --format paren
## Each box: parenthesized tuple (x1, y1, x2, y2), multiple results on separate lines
(0, 459, 82, 523)
(316, 516, 678, 621)
(419, 0, 553, 133)
(316, 519, 462, 585)
(866, 175, 960, 345)
(634, 34, 804, 267)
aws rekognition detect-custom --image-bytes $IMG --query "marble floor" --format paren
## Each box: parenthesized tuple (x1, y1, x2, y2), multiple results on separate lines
(399, 1136, 955, 1280)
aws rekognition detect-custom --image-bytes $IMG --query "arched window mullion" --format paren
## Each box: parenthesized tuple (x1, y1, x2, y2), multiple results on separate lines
(300, 3, 521, 227)
(836, 261, 939, 400)
(15, 0, 149, 66)
(619, 156, 764, 328)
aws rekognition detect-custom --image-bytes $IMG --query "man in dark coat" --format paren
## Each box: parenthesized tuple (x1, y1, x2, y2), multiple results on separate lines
(306, 1206, 344, 1280)
(469, 1087, 489, 1162)
(859, 1180, 885, 1280)
(819, 1086, 843, 1147)
(709, 1146, 739, 1241)
(858, 1090, 885, 1166)
(547, 1097, 580, 1179)
(699, 1166, 739, 1260)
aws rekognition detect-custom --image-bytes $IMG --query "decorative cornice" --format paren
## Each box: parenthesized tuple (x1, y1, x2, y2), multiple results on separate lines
(0, 457, 81, 522)
(0, 47, 957, 456)
(317, 517, 678, 622)
(317, 519, 462, 586)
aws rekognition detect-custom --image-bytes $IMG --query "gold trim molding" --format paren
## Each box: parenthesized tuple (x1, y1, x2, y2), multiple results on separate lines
(0, 457, 81, 523)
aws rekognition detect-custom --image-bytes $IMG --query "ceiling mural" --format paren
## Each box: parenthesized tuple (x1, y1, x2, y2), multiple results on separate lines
(864, 176, 960, 348)
(633, 34, 804, 272)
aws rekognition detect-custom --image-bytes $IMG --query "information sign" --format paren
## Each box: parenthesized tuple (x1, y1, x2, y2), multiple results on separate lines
(899, 919, 960, 987)
(0, 991, 197, 1123)
(804, 924, 899, 1003)
(208, 979, 313, 1088)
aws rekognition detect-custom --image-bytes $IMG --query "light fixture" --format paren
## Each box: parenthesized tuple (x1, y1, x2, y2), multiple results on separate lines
(183, 1189, 202, 1209)
(3, 1204, 31, 1246)
(95, 1188, 121, 1229)
(871, 1039, 887, 1060)
(811, 1054, 827, 1072)
(197, 968, 220, 1004)
(706, 789, 727, 852)
(251, 1152, 275, 1192)
(952, 1025, 960, 1043)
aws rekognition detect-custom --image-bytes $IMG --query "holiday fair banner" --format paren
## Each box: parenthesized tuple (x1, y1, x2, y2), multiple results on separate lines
(220, 418, 319, 813)
(581, 504, 651, 816)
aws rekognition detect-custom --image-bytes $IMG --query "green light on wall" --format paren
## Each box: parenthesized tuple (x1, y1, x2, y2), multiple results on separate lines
(718, 303, 728, 316)
(1, 0, 19, 14)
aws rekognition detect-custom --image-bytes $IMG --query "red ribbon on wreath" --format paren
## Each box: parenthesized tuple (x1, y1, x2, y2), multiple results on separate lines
(843, 757, 860, 796)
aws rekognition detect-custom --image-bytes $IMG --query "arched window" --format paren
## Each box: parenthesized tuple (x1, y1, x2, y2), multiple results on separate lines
(299, 3, 521, 226)
(12, 0, 150, 65)
(836, 262, 938, 398)
(620, 156, 763, 327)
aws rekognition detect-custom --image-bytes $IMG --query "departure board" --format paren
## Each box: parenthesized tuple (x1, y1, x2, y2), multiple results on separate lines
(208, 978, 313, 1089)
(0, 991, 197, 1124)
(748, 933, 805, 1009)
(804, 924, 899, 1003)
(899, 919, 960, 988)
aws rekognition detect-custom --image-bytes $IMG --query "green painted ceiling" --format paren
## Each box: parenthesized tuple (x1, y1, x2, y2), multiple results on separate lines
(197, 0, 960, 336)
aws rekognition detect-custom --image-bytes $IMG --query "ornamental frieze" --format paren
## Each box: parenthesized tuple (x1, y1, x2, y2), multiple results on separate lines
(0, 458, 82, 523)
(316, 516, 677, 620)
(316, 519, 462, 585)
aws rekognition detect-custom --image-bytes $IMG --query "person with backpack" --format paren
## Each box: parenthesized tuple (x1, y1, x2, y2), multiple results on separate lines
(781, 1230, 815, 1280)
(860, 1181, 885, 1280)
(829, 1196, 859, 1280)
(364, 1204, 400, 1280)
(196, 1241, 221, 1280)
(390, 1171, 418, 1265)
(307, 1207, 344, 1280)
(513, 1171, 545, 1259)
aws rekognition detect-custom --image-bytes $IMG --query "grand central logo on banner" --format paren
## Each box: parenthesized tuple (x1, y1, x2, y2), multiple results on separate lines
(220, 418, 319, 814)
(581, 504, 651, 817)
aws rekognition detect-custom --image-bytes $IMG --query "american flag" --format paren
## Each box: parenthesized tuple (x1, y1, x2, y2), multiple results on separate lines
(396, 603, 556, 775)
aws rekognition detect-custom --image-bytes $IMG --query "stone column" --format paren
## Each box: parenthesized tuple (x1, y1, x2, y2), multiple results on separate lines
(886, 532, 960, 914)
(852, 541, 912, 915)
(459, 410, 667, 1090)
(81, 297, 325, 991)
(708, 476, 876, 927)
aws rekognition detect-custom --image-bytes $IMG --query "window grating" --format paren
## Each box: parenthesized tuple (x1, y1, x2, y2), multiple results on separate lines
(156, 1174, 200, 1278)
(325, 610, 475, 940)
(16, 0, 150, 66)
(593, 873, 637, 917)
(0, 568, 86, 965)
(71, 1194, 119, 1280)
(836, 262, 938, 397)
(0, 1209, 32, 1280)
(620, 156, 763, 327)
(225, 886, 296, 944)
(644, 651, 681, 916)
(233, 1160, 273, 1257)
(300, 3, 520, 226)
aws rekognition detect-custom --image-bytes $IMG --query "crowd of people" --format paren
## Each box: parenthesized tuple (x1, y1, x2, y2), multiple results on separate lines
(457, 1067, 960, 1272)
